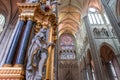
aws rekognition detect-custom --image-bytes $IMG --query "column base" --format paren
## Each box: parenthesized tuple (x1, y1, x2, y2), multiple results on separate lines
(0, 66, 25, 80)
(14, 64, 24, 67)
(2, 64, 12, 67)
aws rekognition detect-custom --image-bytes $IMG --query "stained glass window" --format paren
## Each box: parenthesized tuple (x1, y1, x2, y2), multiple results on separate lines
(59, 34, 76, 60)
(60, 34, 75, 50)
(60, 51, 75, 60)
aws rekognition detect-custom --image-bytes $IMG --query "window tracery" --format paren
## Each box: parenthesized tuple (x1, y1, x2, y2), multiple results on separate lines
(111, 28, 116, 37)
(59, 34, 76, 60)
(93, 28, 110, 38)
(88, 8, 104, 25)
(93, 28, 101, 37)
(101, 28, 109, 37)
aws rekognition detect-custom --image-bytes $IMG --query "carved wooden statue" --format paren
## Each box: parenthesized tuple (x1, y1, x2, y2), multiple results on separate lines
(26, 28, 53, 80)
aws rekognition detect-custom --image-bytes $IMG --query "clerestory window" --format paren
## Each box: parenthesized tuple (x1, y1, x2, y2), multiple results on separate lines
(88, 7, 110, 25)
(88, 8, 104, 25)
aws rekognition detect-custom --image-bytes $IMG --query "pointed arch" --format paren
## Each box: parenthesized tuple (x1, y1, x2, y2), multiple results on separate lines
(99, 42, 116, 54)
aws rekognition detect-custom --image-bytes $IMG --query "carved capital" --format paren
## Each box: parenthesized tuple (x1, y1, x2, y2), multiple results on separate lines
(19, 15, 26, 21)
(41, 0, 47, 4)
(27, 16, 34, 21)
(42, 22, 48, 28)
(34, 21, 42, 34)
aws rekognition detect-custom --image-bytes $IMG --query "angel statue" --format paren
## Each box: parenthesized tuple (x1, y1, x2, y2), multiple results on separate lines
(26, 28, 54, 80)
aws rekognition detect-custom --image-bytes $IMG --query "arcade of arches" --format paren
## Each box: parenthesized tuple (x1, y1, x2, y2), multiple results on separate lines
(0, 0, 120, 80)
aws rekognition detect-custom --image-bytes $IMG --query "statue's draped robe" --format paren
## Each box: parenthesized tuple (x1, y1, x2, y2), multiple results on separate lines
(26, 28, 48, 80)
(26, 35, 42, 80)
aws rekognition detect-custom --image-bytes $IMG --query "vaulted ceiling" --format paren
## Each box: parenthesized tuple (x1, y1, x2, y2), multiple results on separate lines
(58, 0, 102, 36)
(0, 0, 102, 33)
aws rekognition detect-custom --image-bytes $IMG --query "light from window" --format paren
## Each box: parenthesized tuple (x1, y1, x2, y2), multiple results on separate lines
(104, 14, 110, 24)
(89, 8, 96, 12)
(94, 14, 100, 24)
(60, 34, 76, 60)
(98, 14, 104, 24)
(88, 14, 94, 24)
(109, 61, 118, 80)
(88, 8, 105, 25)
(92, 69, 96, 80)
(91, 14, 97, 24)
(87, 71, 90, 80)
(0, 14, 5, 33)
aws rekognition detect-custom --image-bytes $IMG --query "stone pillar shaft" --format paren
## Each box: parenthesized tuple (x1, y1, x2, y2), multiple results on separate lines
(0, 20, 20, 66)
(101, 0, 120, 43)
(5, 20, 25, 65)
(105, 63, 115, 80)
(83, 68, 87, 80)
(87, 64, 93, 80)
(83, 16, 104, 80)
(16, 20, 33, 65)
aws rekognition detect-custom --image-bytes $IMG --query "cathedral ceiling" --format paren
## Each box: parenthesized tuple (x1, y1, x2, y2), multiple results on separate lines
(58, 0, 102, 36)
(0, 0, 102, 34)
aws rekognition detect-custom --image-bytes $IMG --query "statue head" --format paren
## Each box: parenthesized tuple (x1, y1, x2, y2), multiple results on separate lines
(34, 28, 47, 41)
(40, 28, 47, 33)
(39, 33, 46, 41)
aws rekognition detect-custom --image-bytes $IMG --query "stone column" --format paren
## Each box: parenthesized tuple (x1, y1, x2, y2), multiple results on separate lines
(101, 0, 120, 69)
(105, 63, 115, 80)
(87, 64, 93, 80)
(81, 69, 84, 80)
(83, 68, 88, 80)
(4, 17, 25, 66)
(83, 58, 87, 80)
(80, 70, 83, 80)
(0, 20, 20, 66)
(86, 53, 93, 80)
(101, 0, 120, 43)
(83, 16, 105, 80)
(15, 17, 34, 65)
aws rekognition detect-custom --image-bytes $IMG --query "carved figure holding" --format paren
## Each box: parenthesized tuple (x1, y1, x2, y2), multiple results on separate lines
(26, 28, 53, 80)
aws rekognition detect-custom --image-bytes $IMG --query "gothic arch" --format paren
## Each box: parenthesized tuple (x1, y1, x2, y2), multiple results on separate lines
(99, 42, 120, 80)
(100, 44, 115, 63)
(99, 42, 116, 55)
(58, 28, 76, 38)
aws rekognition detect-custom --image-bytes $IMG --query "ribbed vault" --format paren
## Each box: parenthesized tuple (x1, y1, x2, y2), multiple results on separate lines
(58, 0, 102, 36)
